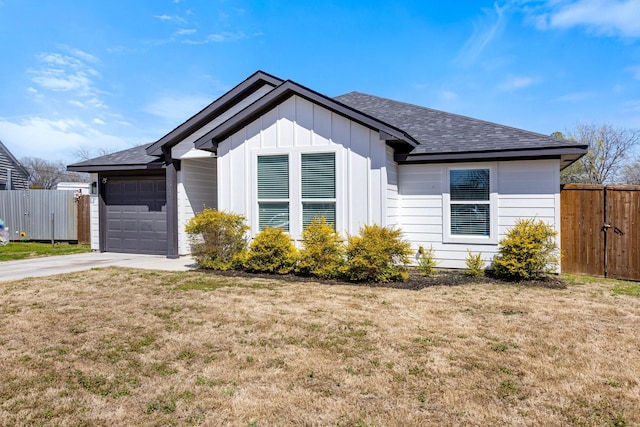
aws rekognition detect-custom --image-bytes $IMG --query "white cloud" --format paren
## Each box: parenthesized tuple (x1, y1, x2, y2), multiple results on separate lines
(153, 13, 186, 23)
(93, 118, 105, 125)
(28, 48, 109, 113)
(554, 91, 595, 102)
(456, 3, 508, 65)
(143, 94, 212, 123)
(30, 69, 93, 93)
(441, 89, 459, 101)
(498, 75, 537, 91)
(627, 65, 640, 79)
(174, 28, 197, 36)
(532, 0, 640, 38)
(181, 31, 247, 45)
(0, 117, 128, 163)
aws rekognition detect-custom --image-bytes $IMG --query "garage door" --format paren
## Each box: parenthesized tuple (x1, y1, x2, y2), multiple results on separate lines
(104, 176, 167, 255)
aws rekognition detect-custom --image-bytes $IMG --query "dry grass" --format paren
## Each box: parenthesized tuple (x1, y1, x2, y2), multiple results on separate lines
(0, 268, 638, 427)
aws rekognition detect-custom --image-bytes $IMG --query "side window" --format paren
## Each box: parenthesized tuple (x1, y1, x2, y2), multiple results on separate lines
(301, 152, 336, 229)
(257, 155, 289, 231)
(449, 169, 490, 236)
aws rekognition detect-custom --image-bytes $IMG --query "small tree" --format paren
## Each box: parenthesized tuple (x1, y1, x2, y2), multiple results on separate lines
(464, 250, 485, 277)
(345, 224, 412, 283)
(245, 228, 298, 274)
(184, 209, 249, 270)
(297, 217, 345, 279)
(492, 219, 559, 280)
(416, 245, 437, 276)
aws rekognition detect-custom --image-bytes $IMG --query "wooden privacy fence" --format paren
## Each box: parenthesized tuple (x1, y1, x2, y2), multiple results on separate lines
(0, 190, 90, 243)
(561, 184, 640, 281)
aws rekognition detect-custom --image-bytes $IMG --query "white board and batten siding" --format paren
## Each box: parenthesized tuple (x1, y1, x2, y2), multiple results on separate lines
(216, 95, 391, 243)
(397, 159, 561, 269)
(177, 158, 217, 255)
(172, 84, 276, 254)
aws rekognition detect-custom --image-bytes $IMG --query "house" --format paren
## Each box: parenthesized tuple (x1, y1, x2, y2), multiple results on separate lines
(55, 182, 91, 195)
(68, 71, 587, 268)
(0, 139, 29, 190)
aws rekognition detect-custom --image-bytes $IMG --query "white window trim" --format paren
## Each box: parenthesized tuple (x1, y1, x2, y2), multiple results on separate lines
(443, 163, 498, 245)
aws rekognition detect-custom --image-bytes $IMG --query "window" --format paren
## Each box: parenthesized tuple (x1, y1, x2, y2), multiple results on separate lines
(257, 155, 289, 231)
(448, 168, 491, 237)
(301, 152, 336, 229)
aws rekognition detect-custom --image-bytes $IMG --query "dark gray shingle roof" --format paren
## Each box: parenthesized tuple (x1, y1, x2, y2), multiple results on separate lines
(334, 92, 580, 155)
(67, 144, 164, 172)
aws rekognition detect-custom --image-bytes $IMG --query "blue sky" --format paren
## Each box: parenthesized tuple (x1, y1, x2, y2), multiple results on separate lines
(0, 0, 639, 164)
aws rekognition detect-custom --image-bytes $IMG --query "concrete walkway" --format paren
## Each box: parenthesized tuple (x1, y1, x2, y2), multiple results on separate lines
(0, 252, 198, 282)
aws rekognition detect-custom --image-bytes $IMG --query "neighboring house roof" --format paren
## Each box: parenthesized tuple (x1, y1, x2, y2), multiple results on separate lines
(146, 71, 284, 157)
(334, 92, 587, 167)
(0, 139, 30, 189)
(67, 144, 164, 172)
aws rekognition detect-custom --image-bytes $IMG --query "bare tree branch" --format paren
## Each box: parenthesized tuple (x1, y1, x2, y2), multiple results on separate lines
(21, 157, 88, 189)
(560, 123, 640, 184)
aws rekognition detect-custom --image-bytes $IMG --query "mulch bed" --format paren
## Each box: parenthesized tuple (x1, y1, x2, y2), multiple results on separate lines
(206, 268, 568, 290)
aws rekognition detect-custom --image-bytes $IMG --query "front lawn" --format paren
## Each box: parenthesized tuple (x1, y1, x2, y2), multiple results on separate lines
(0, 269, 638, 426)
(0, 241, 92, 261)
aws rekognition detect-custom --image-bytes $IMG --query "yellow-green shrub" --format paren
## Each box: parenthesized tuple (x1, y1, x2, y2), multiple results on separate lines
(465, 249, 485, 277)
(296, 217, 345, 279)
(345, 224, 412, 282)
(492, 219, 559, 280)
(245, 228, 298, 274)
(416, 245, 437, 276)
(184, 209, 249, 270)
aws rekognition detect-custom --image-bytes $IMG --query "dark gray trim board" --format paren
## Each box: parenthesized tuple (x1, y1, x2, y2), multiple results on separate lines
(165, 157, 179, 259)
(68, 163, 165, 172)
(146, 71, 284, 156)
(395, 146, 588, 165)
(193, 80, 419, 152)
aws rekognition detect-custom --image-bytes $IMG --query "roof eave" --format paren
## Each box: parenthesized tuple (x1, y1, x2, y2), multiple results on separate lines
(67, 162, 165, 173)
(194, 80, 418, 152)
(396, 146, 588, 164)
(146, 71, 284, 157)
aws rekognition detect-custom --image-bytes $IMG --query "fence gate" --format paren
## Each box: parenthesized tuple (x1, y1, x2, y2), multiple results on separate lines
(561, 184, 640, 281)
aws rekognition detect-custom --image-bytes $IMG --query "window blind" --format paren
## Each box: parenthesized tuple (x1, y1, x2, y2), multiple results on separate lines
(302, 202, 336, 229)
(259, 202, 290, 231)
(301, 153, 335, 199)
(450, 169, 489, 201)
(258, 155, 289, 199)
(451, 204, 490, 236)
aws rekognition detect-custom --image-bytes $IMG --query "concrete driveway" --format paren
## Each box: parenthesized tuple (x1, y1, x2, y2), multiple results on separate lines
(0, 252, 197, 282)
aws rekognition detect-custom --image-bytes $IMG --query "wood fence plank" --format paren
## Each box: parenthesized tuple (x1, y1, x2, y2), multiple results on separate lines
(561, 185, 604, 276)
(607, 187, 640, 281)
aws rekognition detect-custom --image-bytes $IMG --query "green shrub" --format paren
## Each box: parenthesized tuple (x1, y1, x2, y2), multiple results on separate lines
(297, 217, 345, 279)
(464, 249, 485, 277)
(344, 224, 412, 283)
(492, 219, 559, 280)
(245, 228, 298, 274)
(416, 245, 437, 276)
(184, 209, 249, 270)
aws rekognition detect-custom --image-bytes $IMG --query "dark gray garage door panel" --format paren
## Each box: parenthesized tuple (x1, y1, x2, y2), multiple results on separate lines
(105, 177, 167, 255)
